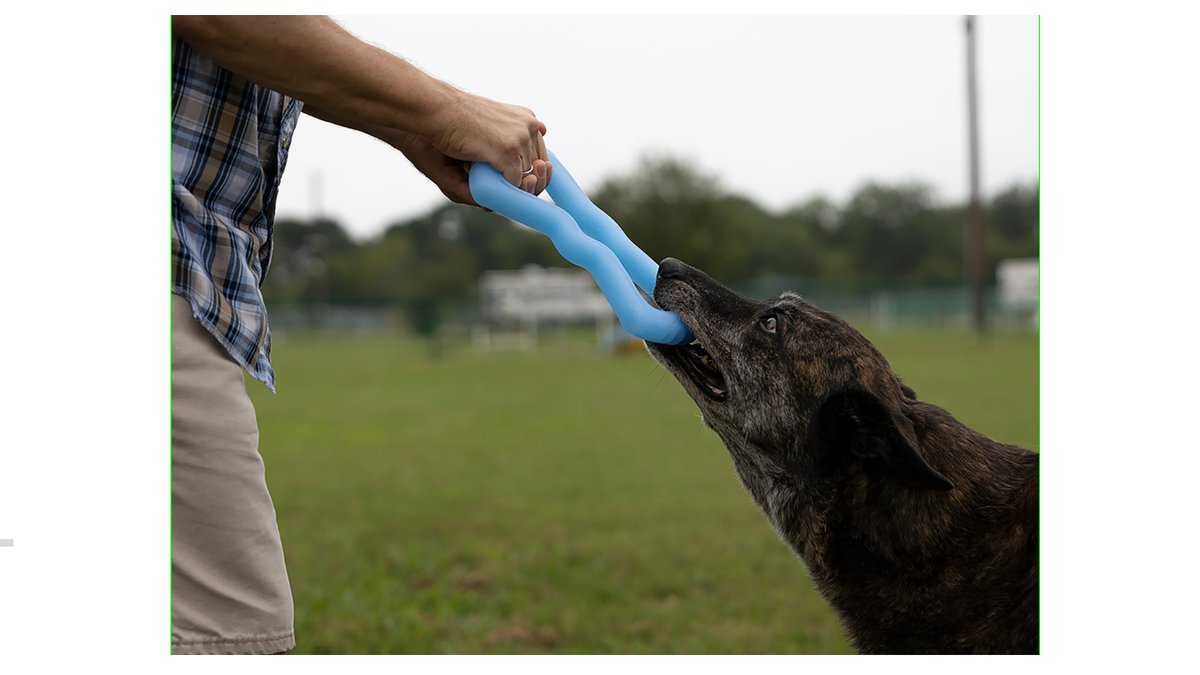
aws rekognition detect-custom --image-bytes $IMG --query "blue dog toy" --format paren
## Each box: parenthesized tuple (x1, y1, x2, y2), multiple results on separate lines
(468, 151, 693, 345)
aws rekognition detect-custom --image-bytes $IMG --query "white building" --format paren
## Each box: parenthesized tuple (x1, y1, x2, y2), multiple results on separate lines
(997, 257, 1039, 329)
(997, 258, 1039, 310)
(480, 265, 613, 324)
(476, 265, 616, 349)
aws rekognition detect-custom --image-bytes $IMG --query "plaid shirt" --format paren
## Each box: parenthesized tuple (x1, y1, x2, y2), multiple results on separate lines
(172, 37, 303, 392)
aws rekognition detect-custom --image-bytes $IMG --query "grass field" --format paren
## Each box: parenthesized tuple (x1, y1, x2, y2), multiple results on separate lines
(248, 324, 1038, 654)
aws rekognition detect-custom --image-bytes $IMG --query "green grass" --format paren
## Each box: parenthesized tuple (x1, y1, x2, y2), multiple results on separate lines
(248, 324, 1037, 654)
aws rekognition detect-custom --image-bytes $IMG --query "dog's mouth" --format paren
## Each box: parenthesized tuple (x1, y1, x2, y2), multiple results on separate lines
(677, 339, 729, 402)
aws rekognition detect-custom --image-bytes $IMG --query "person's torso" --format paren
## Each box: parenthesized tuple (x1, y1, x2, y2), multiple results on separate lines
(171, 36, 303, 391)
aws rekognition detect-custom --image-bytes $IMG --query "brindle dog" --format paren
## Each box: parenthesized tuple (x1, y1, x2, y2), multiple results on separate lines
(647, 258, 1037, 654)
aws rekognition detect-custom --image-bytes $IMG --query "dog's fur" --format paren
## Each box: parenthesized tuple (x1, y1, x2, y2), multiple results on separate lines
(646, 258, 1038, 655)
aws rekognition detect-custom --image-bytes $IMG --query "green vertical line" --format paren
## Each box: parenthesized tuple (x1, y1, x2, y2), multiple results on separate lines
(1036, 12, 1042, 657)
(1036, 13, 1041, 364)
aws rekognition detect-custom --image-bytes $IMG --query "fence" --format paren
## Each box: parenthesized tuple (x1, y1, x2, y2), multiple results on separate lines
(729, 274, 1037, 331)
(266, 276, 1037, 339)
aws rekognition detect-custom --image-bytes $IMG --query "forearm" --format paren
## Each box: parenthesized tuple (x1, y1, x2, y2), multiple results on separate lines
(172, 15, 455, 140)
(300, 102, 416, 152)
(174, 15, 550, 193)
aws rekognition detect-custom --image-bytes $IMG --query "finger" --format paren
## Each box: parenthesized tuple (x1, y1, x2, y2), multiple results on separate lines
(521, 106, 545, 137)
(443, 176, 478, 207)
(533, 159, 549, 195)
(449, 189, 478, 207)
(532, 124, 548, 163)
(500, 151, 526, 186)
(520, 172, 538, 194)
(451, 163, 477, 206)
(455, 180, 479, 206)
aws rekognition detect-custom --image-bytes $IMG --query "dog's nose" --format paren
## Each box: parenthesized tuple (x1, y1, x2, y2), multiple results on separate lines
(657, 257, 688, 282)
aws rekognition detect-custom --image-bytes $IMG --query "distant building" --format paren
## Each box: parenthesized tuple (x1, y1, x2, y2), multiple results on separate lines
(480, 265, 612, 325)
(476, 266, 617, 350)
(997, 258, 1038, 329)
(997, 258, 1038, 309)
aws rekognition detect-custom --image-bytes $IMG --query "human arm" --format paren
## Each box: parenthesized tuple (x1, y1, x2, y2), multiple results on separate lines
(299, 103, 549, 206)
(171, 15, 549, 194)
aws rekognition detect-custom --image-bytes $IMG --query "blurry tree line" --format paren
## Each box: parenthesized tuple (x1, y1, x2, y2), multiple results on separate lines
(263, 156, 1038, 330)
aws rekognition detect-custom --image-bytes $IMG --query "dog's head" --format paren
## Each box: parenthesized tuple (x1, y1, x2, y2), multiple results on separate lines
(646, 258, 952, 509)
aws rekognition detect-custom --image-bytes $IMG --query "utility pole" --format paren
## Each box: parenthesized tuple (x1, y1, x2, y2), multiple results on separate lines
(965, 15, 987, 333)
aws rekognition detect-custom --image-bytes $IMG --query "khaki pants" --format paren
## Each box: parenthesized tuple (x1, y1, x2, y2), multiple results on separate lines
(171, 294, 295, 654)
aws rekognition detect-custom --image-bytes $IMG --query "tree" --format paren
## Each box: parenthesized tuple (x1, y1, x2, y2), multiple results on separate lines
(262, 217, 359, 306)
(987, 184, 1040, 266)
(591, 155, 764, 282)
(829, 182, 955, 287)
(262, 157, 1040, 331)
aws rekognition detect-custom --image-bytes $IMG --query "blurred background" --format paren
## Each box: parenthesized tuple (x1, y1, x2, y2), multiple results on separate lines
(251, 15, 1038, 654)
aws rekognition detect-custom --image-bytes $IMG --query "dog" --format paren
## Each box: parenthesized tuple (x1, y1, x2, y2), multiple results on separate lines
(646, 258, 1038, 655)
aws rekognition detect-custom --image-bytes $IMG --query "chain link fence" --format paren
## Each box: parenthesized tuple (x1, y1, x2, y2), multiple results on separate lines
(266, 271, 1039, 338)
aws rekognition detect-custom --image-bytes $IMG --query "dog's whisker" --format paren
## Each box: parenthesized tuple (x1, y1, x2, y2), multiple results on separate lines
(652, 368, 670, 391)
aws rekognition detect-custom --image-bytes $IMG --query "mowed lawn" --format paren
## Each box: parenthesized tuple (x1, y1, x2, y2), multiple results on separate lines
(248, 324, 1038, 654)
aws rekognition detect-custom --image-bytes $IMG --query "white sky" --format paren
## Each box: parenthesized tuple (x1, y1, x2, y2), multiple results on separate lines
(276, 14, 1038, 241)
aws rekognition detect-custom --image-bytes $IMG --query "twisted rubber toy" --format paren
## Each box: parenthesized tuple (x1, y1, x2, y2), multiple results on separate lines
(468, 151, 693, 345)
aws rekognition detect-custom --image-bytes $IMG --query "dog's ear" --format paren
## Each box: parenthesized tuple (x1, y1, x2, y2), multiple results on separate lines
(816, 390, 953, 491)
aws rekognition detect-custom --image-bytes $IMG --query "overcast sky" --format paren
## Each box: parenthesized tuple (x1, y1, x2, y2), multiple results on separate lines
(275, 15, 1037, 241)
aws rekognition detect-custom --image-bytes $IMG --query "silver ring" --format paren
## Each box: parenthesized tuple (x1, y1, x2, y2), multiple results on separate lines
(521, 166, 535, 176)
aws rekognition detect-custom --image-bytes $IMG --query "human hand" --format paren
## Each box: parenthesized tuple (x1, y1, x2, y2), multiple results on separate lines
(394, 132, 551, 206)
(425, 90, 553, 193)
(393, 132, 476, 206)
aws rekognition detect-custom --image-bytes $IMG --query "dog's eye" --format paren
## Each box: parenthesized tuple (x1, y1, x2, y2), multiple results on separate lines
(760, 315, 778, 334)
